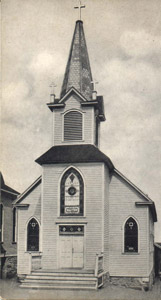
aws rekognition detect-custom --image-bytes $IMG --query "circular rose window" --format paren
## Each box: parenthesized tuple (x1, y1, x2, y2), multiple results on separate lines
(68, 186, 76, 196)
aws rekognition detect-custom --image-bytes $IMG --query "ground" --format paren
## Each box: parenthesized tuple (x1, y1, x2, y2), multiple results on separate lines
(0, 278, 161, 300)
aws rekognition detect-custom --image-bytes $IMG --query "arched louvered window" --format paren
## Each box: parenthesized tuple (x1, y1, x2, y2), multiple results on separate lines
(27, 218, 39, 251)
(64, 111, 83, 141)
(60, 168, 84, 216)
(124, 217, 138, 253)
(0, 204, 3, 243)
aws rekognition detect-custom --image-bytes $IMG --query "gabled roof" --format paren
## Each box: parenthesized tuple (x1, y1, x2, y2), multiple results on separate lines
(15, 176, 42, 204)
(0, 172, 19, 199)
(47, 87, 105, 121)
(155, 243, 161, 249)
(114, 169, 157, 222)
(60, 20, 93, 100)
(35, 144, 114, 171)
(59, 87, 88, 103)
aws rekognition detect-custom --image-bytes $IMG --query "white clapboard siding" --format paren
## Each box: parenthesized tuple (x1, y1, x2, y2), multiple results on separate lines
(17, 184, 41, 275)
(149, 210, 154, 274)
(103, 166, 110, 273)
(42, 163, 105, 271)
(109, 173, 149, 277)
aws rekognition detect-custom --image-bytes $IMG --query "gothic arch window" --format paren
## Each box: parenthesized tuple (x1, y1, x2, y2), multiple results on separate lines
(64, 111, 83, 141)
(124, 217, 138, 253)
(27, 218, 39, 251)
(60, 168, 84, 216)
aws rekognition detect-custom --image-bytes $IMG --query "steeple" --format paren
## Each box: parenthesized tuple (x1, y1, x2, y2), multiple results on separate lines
(60, 20, 93, 100)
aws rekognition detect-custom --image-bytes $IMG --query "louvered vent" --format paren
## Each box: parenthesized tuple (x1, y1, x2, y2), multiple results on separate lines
(64, 111, 83, 141)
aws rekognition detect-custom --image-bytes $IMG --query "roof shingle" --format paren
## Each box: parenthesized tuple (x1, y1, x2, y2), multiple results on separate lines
(35, 144, 114, 171)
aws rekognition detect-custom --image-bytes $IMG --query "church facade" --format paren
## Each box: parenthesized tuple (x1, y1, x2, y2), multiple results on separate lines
(15, 20, 157, 290)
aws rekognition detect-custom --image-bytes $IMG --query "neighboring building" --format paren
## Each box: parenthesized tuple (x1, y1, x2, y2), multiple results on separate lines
(154, 243, 161, 278)
(15, 20, 157, 290)
(0, 172, 19, 278)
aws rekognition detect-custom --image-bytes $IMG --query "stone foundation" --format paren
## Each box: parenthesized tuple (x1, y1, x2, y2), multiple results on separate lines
(109, 275, 154, 291)
(2, 256, 17, 279)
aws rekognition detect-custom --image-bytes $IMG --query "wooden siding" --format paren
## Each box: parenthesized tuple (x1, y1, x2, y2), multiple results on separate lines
(103, 166, 110, 273)
(52, 94, 95, 145)
(42, 163, 104, 271)
(17, 184, 41, 275)
(1, 195, 17, 255)
(149, 210, 154, 274)
(109, 173, 149, 277)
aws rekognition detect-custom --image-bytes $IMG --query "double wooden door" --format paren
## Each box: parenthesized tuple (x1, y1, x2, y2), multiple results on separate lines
(59, 235, 84, 269)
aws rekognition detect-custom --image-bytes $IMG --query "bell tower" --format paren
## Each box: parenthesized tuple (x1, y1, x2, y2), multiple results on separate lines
(47, 20, 105, 148)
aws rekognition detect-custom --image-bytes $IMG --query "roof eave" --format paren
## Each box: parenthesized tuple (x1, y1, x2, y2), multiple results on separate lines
(59, 87, 88, 104)
(14, 204, 30, 208)
(47, 103, 65, 112)
(135, 202, 157, 222)
(15, 176, 42, 204)
(1, 188, 19, 196)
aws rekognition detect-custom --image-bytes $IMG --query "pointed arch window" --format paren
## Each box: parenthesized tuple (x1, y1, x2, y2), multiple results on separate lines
(27, 218, 39, 251)
(124, 217, 138, 253)
(64, 111, 83, 141)
(60, 168, 84, 216)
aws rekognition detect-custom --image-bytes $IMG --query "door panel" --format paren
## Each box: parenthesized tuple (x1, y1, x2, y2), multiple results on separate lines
(60, 235, 84, 268)
(60, 236, 72, 268)
(73, 236, 84, 268)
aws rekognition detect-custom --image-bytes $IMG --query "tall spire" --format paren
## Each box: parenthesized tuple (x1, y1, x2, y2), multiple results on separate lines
(60, 20, 93, 100)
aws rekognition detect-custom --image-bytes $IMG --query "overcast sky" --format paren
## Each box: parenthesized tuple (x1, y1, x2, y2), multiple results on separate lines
(1, 0, 161, 240)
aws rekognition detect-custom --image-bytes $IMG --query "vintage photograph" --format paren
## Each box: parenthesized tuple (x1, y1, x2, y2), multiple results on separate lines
(1, 0, 161, 299)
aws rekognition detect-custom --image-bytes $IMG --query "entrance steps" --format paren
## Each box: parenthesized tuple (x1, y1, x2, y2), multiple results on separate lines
(19, 269, 104, 290)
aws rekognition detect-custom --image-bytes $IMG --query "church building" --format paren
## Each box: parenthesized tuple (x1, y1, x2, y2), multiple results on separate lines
(15, 19, 157, 290)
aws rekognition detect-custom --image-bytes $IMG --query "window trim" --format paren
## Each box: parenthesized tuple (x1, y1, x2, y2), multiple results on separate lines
(62, 109, 84, 142)
(60, 167, 84, 217)
(122, 216, 140, 254)
(26, 217, 40, 252)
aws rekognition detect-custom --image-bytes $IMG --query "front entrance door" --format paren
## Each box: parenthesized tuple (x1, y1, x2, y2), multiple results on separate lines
(59, 225, 84, 269)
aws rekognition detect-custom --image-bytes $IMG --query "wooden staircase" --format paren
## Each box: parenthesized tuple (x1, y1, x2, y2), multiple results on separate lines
(19, 269, 104, 290)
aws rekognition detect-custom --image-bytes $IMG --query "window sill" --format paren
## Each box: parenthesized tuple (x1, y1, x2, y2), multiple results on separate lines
(122, 252, 140, 255)
(58, 216, 86, 218)
(56, 218, 88, 224)
(25, 251, 42, 256)
(62, 140, 85, 143)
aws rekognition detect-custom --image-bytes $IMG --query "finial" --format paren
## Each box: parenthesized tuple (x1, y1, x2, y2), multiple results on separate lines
(91, 80, 99, 91)
(49, 82, 57, 103)
(74, 0, 85, 21)
(91, 80, 99, 100)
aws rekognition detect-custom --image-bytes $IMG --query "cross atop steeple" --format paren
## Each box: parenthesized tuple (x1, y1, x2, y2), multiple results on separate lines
(49, 82, 56, 95)
(74, 0, 85, 21)
(91, 80, 99, 92)
(49, 82, 57, 103)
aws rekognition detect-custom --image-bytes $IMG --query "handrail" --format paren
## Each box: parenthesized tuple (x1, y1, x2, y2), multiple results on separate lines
(95, 252, 104, 277)
(29, 252, 42, 273)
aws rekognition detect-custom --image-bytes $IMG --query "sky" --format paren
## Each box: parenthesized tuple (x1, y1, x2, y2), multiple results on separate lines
(1, 0, 161, 240)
